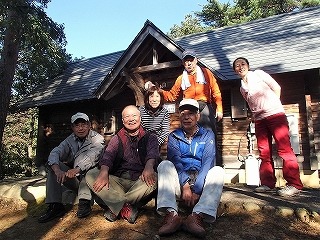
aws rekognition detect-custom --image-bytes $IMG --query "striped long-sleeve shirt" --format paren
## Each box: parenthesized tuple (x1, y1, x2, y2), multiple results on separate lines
(139, 105, 170, 146)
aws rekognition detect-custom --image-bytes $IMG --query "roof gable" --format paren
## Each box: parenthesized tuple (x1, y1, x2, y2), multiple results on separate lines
(94, 20, 184, 100)
(95, 20, 225, 101)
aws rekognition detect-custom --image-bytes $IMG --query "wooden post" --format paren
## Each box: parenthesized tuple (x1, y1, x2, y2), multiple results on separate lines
(122, 71, 144, 106)
(305, 95, 318, 170)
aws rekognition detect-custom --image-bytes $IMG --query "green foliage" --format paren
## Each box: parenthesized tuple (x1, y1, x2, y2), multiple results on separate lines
(195, 0, 234, 28)
(0, 0, 71, 177)
(1, 109, 38, 177)
(301, 0, 320, 7)
(169, 0, 320, 38)
(168, 14, 212, 38)
(197, 0, 320, 27)
(0, 0, 71, 99)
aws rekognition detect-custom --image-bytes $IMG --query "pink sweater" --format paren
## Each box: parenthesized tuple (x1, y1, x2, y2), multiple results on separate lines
(240, 70, 284, 120)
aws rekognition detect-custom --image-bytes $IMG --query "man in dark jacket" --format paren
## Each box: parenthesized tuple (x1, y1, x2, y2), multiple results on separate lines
(85, 105, 159, 224)
(38, 112, 105, 223)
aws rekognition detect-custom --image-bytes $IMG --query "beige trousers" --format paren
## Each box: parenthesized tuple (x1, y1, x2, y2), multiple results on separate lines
(85, 167, 157, 215)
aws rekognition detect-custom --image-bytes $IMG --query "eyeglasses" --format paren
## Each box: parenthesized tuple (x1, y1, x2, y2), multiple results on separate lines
(183, 57, 195, 62)
(122, 114, 140, 120)
(179, 110, 198, 118)
(73, 122, 89, 129)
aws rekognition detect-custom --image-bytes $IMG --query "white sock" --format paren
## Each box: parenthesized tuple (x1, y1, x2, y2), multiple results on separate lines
(167, 208, 178, 216)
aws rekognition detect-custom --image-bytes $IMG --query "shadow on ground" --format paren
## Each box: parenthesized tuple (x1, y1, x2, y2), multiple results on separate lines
(0, 197, 319, 240)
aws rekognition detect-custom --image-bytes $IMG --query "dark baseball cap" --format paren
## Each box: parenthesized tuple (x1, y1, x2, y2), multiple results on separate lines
(181, 49, 196, 59)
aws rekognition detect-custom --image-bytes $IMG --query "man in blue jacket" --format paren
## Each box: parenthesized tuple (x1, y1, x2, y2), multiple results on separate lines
(156, 99, 224, 238)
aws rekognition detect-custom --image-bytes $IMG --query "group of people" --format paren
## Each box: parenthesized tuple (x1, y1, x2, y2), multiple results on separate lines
(38, 50, 303, 238)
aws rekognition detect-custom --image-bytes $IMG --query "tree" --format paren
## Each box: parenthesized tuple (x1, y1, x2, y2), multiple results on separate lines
(168, 14, 212, 38)
(195, 0, 234, 28)
(169, 0, 320, 39)
(2, 108, 38, 177)
(0, 0, 70, 178)
(196, 0, 320, 27)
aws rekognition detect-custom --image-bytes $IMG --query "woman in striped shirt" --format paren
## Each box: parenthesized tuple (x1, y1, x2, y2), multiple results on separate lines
(139, 85, 170, 147)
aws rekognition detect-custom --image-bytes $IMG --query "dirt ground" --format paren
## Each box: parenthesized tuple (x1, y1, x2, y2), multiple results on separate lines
(0, 198, 319, 240)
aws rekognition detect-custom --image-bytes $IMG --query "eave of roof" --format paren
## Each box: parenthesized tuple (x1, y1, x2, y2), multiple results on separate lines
(17, 51, 124, 109)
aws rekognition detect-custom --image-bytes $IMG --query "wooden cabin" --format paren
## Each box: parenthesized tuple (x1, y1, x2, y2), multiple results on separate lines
(18, 7, 320, 187)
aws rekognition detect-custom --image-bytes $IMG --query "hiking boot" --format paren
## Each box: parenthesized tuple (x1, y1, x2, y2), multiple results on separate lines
(103, 207, 118, 222)
(158, 211, 183, 236)
(255, 185, 273, 193)
(77, 199, 92, 218)
(277, 185, 301, 197)
(183, 213, 206, 238)
(38, 203, 66, 223)
(120, 203, 139, 224)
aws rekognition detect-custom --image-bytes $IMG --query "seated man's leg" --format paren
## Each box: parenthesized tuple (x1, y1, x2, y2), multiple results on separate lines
(124, 174, 157, 205)
(85, 167, 126, 221)
(78, 175, 92, 200)
(156, 161, 181, 213)
(184, 166, 224, 238)
(118, 173, 158, 224)
(38, 162, 78, 223)
(193, 166, 224, 222)
(156, 161, 183, 236)
(45, 162, 78, 203)
(76, 175, 93, 218)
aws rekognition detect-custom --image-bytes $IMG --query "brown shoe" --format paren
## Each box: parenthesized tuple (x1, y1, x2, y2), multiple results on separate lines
(158, 212, 183, 236)
(183, 213, 206, 238)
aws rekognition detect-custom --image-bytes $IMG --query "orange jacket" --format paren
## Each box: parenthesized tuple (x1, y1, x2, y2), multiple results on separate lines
(163, 67, 223, 113)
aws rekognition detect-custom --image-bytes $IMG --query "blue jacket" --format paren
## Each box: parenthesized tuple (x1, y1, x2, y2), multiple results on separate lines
(167, 125, 216, 195)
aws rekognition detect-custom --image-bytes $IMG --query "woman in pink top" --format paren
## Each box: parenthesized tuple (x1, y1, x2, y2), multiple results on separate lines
(233, 57, 303, 197)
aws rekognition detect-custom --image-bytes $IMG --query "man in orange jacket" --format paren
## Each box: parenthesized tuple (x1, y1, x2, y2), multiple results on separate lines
(162, 49, 222, 123)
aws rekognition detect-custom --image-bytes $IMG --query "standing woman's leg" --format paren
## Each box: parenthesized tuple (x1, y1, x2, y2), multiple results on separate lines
(269, 114, 303, 189)
(255, 118, 276, 188)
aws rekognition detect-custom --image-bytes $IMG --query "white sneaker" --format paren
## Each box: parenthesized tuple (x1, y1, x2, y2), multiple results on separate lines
(277, 185, 301, 197)
(255, 185, 273, 193)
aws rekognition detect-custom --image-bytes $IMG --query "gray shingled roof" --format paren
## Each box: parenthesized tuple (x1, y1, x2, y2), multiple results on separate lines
(18, 7, 320, 108)
(176, 7, 320, 80)
(18, 51, 124, 108)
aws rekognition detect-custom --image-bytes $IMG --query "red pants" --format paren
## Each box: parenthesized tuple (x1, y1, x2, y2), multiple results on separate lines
(255, 113, 303, 189)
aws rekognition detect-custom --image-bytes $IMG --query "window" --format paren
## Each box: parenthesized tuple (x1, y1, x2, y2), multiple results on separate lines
(231, 88, 247, 119)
